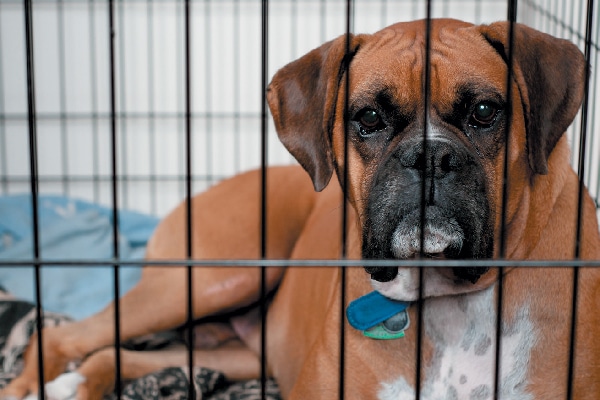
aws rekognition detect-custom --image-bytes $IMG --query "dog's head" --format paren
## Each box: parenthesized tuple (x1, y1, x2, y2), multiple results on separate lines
(267, 19, 586, 301)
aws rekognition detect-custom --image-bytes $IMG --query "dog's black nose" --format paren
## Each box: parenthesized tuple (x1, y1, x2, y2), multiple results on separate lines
(453, 267, 490, 283)
(364, 267, 398, 282)
(400, 140, 464, 178)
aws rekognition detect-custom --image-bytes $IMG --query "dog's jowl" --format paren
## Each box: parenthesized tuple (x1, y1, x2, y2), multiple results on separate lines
(2, 18, 600, 400)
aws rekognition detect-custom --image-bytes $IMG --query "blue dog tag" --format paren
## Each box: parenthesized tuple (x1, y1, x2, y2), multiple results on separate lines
(346, 291, 410, 339)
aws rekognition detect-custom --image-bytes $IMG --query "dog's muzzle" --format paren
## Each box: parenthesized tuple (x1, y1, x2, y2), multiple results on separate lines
(362, 135, 493, 284)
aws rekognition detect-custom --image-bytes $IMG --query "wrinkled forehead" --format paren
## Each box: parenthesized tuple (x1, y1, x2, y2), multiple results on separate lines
(347, 21, 510, 113)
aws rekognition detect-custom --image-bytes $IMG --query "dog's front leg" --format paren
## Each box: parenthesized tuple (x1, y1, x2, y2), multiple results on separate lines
(40, 342, 261, 400)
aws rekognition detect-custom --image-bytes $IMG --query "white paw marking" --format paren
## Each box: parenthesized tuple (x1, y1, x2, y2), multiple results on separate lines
(44, 372, 86, 400)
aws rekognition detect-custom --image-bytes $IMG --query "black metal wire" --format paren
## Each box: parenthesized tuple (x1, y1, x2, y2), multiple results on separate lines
(499, 3, 518, 262)
(260, 1, 269, 398)
(574, 0, 594, 259)
(416, 3, 433, 398)
(340, 0, 352, 262)
(339, 1, 353, 398)
(6, 256, 600, 268)
(108, 0, 123, 397)
(593, 14, 600, 204)
(566, 268, 580, 400)
(23, 1, 45, 399)
(183, 0, 196, 398)
(494, 2, 518, 398)
(587, 18, 600, 203)
(567, 1, 595, 397)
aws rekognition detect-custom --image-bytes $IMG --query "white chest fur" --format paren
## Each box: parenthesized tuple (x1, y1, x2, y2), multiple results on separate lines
(379, 286, 535, 400)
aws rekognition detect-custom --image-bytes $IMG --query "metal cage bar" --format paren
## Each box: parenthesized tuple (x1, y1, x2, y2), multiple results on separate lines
(339, 0, 353, 398)
(23, 1, 44, 399)
(567, 1, 595, 397)
(108, 0, 123, 397)
(184, 0, 195, 397)
(493, 1, 518, 397)
(260, 0, 270, 398)
(415, 3, 434, 398)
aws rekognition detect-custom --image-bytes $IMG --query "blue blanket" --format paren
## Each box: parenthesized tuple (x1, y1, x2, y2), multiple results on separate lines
(0, 194, 159, 320)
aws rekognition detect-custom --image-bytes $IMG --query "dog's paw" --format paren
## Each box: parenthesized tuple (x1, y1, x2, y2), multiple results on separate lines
(2, 372, 86, 400)
(45, 372, 86, 400)
(0, 375, 39, 400)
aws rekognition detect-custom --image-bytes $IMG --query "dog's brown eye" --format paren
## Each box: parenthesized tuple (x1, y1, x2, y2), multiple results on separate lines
(360, 110, 380, 128)
(355, 109, 386, 135)
(470, 102, 498, 127)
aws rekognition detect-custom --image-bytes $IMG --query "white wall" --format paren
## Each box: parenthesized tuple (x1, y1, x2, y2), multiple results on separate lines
(1, 0, 598, 216)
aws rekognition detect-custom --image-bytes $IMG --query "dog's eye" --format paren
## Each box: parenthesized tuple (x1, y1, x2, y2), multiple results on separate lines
(355, 109, 386, 135)
(360, 110, 381, 128)
(469, 102, 499, 128)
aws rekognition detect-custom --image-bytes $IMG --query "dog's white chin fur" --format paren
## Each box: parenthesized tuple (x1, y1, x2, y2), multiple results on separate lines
(371, 267, 486, 301)
(391, 219, 464, 259)
(374, 220, 474, 301)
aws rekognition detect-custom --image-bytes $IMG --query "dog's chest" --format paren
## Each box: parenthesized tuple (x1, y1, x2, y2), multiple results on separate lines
(378, 286, 535, 400)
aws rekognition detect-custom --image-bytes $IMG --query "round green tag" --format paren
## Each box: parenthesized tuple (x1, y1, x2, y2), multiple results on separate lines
(362, 309, 410, 340)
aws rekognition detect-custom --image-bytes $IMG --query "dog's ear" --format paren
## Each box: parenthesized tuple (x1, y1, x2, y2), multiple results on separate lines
(267, 34, 363, 191)
(479, 22, 587, 175)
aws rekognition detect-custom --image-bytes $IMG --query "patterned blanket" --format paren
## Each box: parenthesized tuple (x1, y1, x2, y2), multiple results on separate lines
(0, 290, 281, 400)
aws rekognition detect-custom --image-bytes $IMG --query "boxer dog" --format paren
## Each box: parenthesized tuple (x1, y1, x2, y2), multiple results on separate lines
(2, 18, 600, 400)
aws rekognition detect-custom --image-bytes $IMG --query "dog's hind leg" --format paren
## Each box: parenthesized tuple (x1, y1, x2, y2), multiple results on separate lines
(1, 165, 316, 400)
(1, 266, 280, 400)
